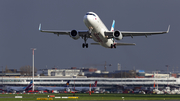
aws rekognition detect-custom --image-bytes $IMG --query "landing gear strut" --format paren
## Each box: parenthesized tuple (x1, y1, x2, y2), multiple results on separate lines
(82, 35, 88, 48)
(82, 28, 92, 48)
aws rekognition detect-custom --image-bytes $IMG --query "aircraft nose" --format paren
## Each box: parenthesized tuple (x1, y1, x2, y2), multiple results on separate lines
(83, 15, 93, 25)
(83, 15, 88, 23)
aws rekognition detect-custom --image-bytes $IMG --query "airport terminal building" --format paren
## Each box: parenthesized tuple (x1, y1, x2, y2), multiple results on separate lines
(0, 76, 180, 91)
(0, 68, 180, 91)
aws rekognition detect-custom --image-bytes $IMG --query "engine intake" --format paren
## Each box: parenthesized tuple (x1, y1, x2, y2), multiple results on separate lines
(113, 30, 123, 40)
(70, 30, 80, 40)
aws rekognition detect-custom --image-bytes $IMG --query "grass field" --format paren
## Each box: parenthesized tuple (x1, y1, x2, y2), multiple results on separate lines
(0, 93, 180, 101)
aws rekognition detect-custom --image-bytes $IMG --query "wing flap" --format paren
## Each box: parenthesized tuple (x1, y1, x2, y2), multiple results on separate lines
(91, 43, 100, 45)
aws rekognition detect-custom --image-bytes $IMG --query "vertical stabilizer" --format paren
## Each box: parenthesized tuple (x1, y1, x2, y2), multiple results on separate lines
(65, 80, 70, 87)
(92, 81, 97, 87)
(110, 20, 115, 32)
(24, 80, 33, 91)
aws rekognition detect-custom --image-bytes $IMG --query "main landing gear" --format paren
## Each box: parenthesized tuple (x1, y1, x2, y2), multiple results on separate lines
(111, 38, 116, 49)
(111, 44, 116, 49)
(82, 35, 88, 48)
(82, 28, 92, 48)
(82, 43, 88, 48)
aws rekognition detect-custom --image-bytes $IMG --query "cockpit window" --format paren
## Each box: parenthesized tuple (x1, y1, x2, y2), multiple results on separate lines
(86, 13, 96, 17)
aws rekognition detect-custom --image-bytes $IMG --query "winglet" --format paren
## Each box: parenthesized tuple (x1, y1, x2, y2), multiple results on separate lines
(39, 23, 42, 31)
(167, 25, 170, 33)
(110, 20, 115, 32)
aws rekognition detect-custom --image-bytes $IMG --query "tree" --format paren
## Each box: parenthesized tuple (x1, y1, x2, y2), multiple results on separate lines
(20, 65, 37, 76)
(5, 66, 10, 73)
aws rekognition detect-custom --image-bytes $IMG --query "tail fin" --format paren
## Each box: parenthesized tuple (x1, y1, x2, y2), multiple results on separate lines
(24, 80, 33, 91)
(92, 81, 97, 87)
(110, 20, 115, 32)
(65, 80, 70, 87)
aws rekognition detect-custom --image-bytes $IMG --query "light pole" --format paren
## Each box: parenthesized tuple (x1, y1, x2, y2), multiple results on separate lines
(166, 65, 169, 87)
(1, 66, 3, 91)
(31, 48, 36, 91)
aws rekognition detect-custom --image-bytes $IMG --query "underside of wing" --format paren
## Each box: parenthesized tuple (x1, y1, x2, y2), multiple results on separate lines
(91, 43, 100, 45)
(39, 23, 70, 35)
(121, 30, 168, 37)
(40, 30, 71, 35)
(39, 24, 91, 38)
(104, 25, 170, 38)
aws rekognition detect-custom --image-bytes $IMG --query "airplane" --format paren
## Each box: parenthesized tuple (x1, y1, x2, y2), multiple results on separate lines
(39, 12, 170, 48)
(37, 80, 70, 91)
(65, 87, 79, 93)
(6, 80, 33, 92)
(69, 81, 99, 92)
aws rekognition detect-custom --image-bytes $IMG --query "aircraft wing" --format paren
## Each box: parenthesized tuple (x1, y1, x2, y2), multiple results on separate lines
(105, 25, 170, 38)
(39, 24, 91, 38)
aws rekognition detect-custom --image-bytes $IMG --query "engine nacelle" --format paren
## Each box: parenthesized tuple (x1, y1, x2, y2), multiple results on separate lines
(113, 30, 123, 40)
(66, 88, 70, 92)
(70, 30, 80, 40)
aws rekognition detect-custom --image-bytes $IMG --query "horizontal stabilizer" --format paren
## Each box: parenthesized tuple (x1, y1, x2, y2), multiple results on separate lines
(116, 42, 136, 46)
(91, 43, 100, 45)
(91, 42, 135, 46)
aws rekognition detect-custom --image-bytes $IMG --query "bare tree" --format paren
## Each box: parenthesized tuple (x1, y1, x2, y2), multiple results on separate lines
(20, 65, 37, 76)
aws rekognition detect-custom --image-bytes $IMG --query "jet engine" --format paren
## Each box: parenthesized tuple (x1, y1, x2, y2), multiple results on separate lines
(70, 30, 80, 40)
(66, 88, 70, 92)
(113, 30, 123, 40)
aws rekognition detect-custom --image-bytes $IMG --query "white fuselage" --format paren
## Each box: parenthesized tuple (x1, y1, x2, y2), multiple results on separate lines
(83, 12, 114, 48)
(7, 86, 24, 92)
(37, 86, 67, 91)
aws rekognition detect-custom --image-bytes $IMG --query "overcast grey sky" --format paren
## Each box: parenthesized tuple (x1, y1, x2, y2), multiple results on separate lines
(0, 0, 179, 72)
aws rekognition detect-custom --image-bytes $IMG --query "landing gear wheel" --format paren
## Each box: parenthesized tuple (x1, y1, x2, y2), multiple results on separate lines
(114, 44, 116, 48)
(86, 43, 88, 48)
(110, 44, 116, 48)
(82, 43, 88, 48)
(82, 43, 85, 48)
(82, 34, 88, 48)
(111, 44, 113, 49)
